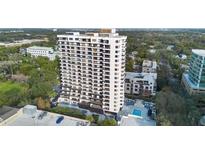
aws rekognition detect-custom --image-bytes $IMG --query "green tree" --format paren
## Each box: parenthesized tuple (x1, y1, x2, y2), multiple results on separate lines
(36, 97, 50, 110)
(86, 115, 95, 123)
(30, 82, 52, 99)
(49, 106, 86, 119)
(19, 63, 34, 76)
(0, 82, 28, 107)
(126, 57, 134, 72)
(156, 87, 200, 126)
(98, 119, 117, 126)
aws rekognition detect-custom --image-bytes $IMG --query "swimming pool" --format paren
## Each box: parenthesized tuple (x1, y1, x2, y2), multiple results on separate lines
(132, 109, 142, 116)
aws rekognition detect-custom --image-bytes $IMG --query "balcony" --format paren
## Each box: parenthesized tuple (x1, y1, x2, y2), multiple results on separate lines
(90, 99, 102, 106)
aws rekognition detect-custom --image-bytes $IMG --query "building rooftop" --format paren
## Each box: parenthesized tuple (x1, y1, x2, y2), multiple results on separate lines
(167, 45, 175, 50)
(176, 54, 187, 60)
(27, 46, 53, 51)
(0, 106, 19, 122)
(57, 29, 127, 39)
(1, 105, 90, 126)
(125, 72, 157, 81)
(149, 49, 156, 53)
(192, 49, 205, 57)
(142, 60, 157, 68)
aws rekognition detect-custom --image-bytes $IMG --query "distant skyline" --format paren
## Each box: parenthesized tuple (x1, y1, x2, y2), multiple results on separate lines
(1, 28, 205, 33)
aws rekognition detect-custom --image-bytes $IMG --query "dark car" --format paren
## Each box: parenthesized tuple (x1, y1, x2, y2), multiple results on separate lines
(38, 111, 47, 120)
(56, 116, 64, 124)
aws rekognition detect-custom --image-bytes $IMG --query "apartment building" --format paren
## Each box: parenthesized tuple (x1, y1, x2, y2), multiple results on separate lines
(57, 29, 127, 114)
(142, 60, 157, 73)
(26, 46, 56, 60)
(125, 72, 157, 96)
(182, 49, 205, 95)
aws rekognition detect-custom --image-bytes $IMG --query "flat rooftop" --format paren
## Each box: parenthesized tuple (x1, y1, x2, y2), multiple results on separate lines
(0, 106, 19, 122)
(1, 106, 90, 126)
(142, 60, 157, 68)
(125, 72, 157, 81)
(192, 49, 205, 57)
(27, 46, 53, 51)
(57, 29, 127, 39)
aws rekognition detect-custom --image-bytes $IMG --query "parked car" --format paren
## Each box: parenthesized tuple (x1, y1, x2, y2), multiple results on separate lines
(56, 116, 64, 124)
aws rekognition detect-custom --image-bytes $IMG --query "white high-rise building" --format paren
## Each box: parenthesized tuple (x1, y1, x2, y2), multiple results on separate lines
(57, 29, 127, 114)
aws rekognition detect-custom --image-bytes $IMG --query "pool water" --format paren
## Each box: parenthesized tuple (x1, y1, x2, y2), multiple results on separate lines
(132, 109, 142, 116)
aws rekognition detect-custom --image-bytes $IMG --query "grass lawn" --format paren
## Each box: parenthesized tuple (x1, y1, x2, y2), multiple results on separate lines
(0, 81, 25, 92)
(0, 81, 28, 107)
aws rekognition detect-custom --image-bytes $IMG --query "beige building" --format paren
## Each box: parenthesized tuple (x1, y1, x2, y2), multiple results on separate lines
(142, 60, 157, 73)
(57, 29, 127, 114)
(125, 72, 157, 96)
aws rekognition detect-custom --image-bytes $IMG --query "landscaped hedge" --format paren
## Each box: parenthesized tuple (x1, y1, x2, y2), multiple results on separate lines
(48, 106, 86, 120)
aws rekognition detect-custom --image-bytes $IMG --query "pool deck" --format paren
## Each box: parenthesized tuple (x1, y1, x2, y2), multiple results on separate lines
(118, 99, 156, 126)
(120, 115, 156, 126)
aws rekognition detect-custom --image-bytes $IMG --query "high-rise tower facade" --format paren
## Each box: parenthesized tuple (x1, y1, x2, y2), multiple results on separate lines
(182, 49, 205, 95)
(57, 29, 127, 113)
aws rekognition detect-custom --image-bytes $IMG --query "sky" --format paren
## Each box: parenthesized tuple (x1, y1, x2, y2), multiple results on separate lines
(0, 0, 205, 28)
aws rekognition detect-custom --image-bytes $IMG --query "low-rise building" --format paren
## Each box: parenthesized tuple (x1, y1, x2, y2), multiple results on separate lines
(180, 64, 189, 70)
(127, 51, 138, 61)
(125, 72, 157, 96)
(142, 60, 157, 73)
(176, 54, 187, 60)
(26, 46, 57, 60)
(0, 105, 90, 126)
(149, 45, 155, 49)
(148, 49, 156, 54)
(20, 48, 27, 55)
(167, 45, 175, 50)
(133, 64, 142, 72)
(53, 28, 58, 32)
